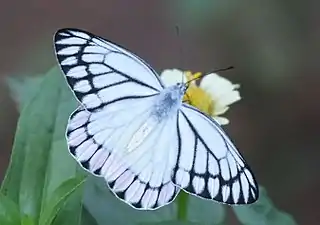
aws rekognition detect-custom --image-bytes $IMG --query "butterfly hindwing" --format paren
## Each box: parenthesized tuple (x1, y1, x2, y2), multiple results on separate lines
(173, 104, 259, 204)
(67, 95, 180, 209)
(54, 28, 164, 112)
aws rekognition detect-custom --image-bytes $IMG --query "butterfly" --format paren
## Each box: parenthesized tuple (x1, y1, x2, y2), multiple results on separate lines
(54, 28, 259, 210)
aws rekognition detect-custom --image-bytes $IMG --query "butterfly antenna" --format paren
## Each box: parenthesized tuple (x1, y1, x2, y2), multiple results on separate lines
(186, 66, 234, 85)
(175, 25, 185, 84)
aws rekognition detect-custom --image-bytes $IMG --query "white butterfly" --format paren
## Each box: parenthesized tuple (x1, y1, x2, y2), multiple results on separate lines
(54, 28, 259, 210)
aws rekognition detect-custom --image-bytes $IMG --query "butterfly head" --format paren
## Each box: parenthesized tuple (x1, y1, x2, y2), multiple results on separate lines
(176, 82, 188, 95)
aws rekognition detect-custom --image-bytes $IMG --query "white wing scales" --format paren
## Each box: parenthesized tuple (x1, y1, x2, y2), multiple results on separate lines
(173, 104, 259, 204)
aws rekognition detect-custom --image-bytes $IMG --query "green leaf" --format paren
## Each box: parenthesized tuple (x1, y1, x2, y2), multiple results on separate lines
(176, 192, 189, 220)
(139, 221, 201, 225)
(6, 75, 45, 111)
(83, 176, 226, 225)
(1, 73, 47, 202)
(83, 176, 176, 225)
(39, 177, 86, 225)
(0, 192, 21, 225)
(21, 214, 36, 225)
(80, 206, 99, 225)
(44, 140, 86, 225)
(232, 186, 297, 225)
(2, 67, 83, 224)
(186, 194, 225, 225)
(51, 187, 84, 225)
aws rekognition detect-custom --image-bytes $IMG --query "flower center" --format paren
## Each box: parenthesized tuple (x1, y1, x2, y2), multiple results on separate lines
(183, 71, 214, 116)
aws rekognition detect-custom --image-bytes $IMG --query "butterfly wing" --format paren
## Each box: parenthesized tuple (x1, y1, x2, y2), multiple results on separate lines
(54, 28, 164, 112)
(55, 29, 179, 209)
(67, 96, 180, 209)
(173, 103, 259, 204)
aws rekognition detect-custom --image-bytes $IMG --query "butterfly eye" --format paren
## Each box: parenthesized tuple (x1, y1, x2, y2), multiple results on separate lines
(177, 82, 185, 88)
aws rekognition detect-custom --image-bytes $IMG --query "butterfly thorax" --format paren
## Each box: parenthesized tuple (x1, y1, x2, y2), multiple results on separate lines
(151, 84, 186, 122)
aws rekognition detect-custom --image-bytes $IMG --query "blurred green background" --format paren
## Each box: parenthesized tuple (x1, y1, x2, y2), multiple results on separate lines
(0, 1, 319, 224)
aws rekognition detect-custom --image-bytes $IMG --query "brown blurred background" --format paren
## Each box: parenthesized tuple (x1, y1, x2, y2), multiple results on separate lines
(0, 0, 319, 224)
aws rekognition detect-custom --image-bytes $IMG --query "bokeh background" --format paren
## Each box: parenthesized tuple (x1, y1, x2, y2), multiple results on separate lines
(0, 1, 319, 224)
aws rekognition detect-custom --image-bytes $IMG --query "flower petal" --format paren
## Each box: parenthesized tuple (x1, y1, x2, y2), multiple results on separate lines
(200, 73, 239, 98)
(160, 69, 187, 87)
(216, 90, 241, 107)
(212, 116, 229, 125)
(199, 73, 241, 117)
(213, 105, 229, 116)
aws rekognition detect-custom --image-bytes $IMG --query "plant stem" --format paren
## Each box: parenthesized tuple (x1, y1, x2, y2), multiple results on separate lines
(177, 191, 189, 221)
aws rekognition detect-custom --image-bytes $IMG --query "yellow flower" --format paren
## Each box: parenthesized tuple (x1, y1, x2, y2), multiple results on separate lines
(160, 69, 241, 125)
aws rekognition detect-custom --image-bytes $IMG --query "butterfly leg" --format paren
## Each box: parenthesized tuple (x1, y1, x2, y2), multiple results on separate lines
(183, 92, 191, 104)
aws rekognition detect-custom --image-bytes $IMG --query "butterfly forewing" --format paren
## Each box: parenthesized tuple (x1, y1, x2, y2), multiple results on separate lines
(54, 28, 259, 210)
(174, 104, 259, 204)
(54, 28, 164, 112)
